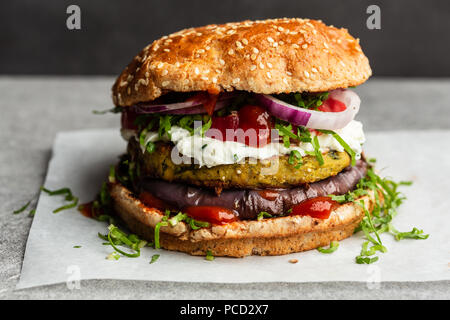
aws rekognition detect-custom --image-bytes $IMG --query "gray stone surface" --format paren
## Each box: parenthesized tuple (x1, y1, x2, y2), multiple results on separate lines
(0, 77, 449, 299)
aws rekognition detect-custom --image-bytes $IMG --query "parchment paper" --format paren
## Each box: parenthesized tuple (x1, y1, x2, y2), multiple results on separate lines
(16, 129, 450, 289)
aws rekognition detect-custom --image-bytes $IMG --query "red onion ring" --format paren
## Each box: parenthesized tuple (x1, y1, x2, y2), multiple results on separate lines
(132, 92, 237, 114)
(256, 89, 360, 130)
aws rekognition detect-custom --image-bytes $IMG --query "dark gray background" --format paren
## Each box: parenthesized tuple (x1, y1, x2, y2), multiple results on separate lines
(1, 0, 449, 76)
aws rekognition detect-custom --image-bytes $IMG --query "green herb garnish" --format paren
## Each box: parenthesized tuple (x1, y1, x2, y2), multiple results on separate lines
(319, 129, 356, 166)
(257, 211, 273, 221)
(41, 187, 79, 213)
(331, 166, 428, 263)
(150, 254, 160, 264)
(205, 250, 215, 261)
(13, 201, 31, 214)
(317, 241, 339, 254)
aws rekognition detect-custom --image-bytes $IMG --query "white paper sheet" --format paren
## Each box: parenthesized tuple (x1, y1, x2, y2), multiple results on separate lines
(16, 129, 450, 289)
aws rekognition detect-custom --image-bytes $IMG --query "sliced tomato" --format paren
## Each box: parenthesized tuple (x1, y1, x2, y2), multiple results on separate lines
(318, 97, 347, 112)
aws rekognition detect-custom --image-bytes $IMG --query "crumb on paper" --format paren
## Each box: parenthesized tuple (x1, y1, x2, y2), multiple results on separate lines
(289, 259, 298, 264)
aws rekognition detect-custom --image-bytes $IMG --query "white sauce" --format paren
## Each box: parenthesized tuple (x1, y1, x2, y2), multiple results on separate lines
(124, 120, 365, 168)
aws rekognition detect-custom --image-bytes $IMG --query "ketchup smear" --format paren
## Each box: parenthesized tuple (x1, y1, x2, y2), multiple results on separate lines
(290, 197, 339, 219)
(184, 206, 237, 225)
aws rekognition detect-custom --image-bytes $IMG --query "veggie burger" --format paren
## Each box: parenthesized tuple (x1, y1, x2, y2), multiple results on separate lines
(106, 18, 375, 257)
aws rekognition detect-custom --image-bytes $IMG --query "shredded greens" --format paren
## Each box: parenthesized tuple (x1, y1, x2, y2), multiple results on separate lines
(205, 250, 215, 261)
(257, 211, 273, 221)
(330, 167, 428, 264)
(275, 92, 330, 111)
(317, 241, 339, 254)
(41, 187, 79, 213)
(13, 201, 31, 214)
(150, 254, 160, 264)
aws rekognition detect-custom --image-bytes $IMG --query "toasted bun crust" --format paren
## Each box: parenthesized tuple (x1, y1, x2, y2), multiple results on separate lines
(112, 18, 372, 107)
(109, 183, 378, 257)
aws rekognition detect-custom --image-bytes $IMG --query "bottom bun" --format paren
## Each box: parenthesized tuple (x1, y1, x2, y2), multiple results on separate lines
(110, 183, 377, 257)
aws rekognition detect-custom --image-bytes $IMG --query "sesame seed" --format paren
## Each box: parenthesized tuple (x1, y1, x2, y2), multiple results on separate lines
(278, 26, 284, 32)
(194, 67, 200, 75)
(286, 71, 292, 76)
(163, 48, 170, 52)
(253, 48, 259, 54)
(161, 69, 168, 76)
(311, 67, 318, 73)
(228, 49, 234, 55)
(267, 62, 273, 68)
(324, 42, 329, 49)
(266, 71, 272, 79)
(219, 59, 225, 65)
(340, 61, 346, 67)
(197, 49, 205, 54)
(302, 44, 308, 49)
(259, 62, 265, 69)
(273, 42, 278, 47)
(267, 37, 274, 43)
(282, 78, 288, 85)
(236, 41, 243, 49)
(138, 78, 148, 86)
(304, 70, 310, 78)
(204, 69, 210, 74)
(242, 38, 248, 45)
(162, 81, 170, 87)
(119, 81, 128, 87)
(212, 77, 217, 83)
(292, 44, 299, 49)
(201, 76, 209, 81)
(183, 79, 189, 85)
(279, 40, 284, 45)
(157, 62, 164, 69)
(175, 62, 180, 67)
(250, 65, 256, 71)
(232, 78, 240, 84)
(206, 46, 210, 50)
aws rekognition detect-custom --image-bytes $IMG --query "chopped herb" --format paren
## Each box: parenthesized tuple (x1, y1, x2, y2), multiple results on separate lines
(41, 187, 79, 213)
(288, 150, 303, 169)
(13, 201, 31, 214)
(312, 135, 324, 165)
(73, 245, 82, 248)
(276, 92, 330, 111)
(233, 154, 239, 162)
(202, 144, 208, 149)
(205, 250, 215, 261)
(330, 166, 428, 263)
(106, 252, 121, 261)
(107, 224, 141, 257)
(257, 211, 273, 221)
(318, 129, 356, 166)
(317, 241, 339, 254)
(28, 209, 36, 217)
(150, 254, 160, 264)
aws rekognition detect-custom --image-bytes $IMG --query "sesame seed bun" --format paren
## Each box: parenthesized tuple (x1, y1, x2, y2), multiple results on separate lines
(112, 18, 372, 107)
(109, 182, 379, 257)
